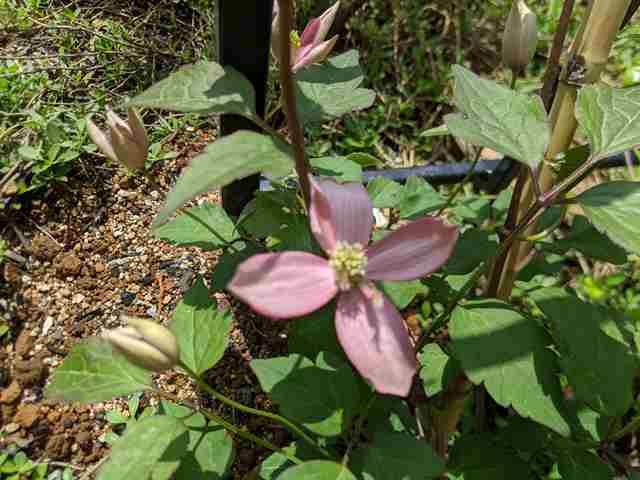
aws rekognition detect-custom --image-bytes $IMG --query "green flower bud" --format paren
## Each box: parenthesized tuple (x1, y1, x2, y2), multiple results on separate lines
(502, 0, 538, 72)
(104, 315, 179, 372)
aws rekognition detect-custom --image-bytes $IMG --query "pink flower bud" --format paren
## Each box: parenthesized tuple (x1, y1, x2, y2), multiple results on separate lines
(502, 0, 538, 72)
(87, 108, 148, 171)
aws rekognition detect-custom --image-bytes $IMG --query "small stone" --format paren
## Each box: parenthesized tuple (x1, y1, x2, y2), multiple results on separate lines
(72, 293, 85, 304)
(31, 234, 62, 261)
(15, 330, 35, 358)
(121, 291, 135, 306)
(4, 422, 20, 433)
(58, 253, 83, 277)
(14, 404, 40, 428)
(42, 316, 54, 335)
(59, 288, 71, 298)
(95, 262, 106, 273)
(0, 381, 21, 403)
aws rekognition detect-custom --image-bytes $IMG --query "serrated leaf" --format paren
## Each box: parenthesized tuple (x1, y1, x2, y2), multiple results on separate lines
(154, 204, 239, 250)
(575, 83, 640, 160)
(97, 415, 188, 480)
(398, 176, 444, 219)
(161, 402, 234, 478)
(311, 157, 363, 182)
(450, 300, 570, 436)
(46, 340, 152, 403)
(418, 344, 461, 396)
(210, 241, 265, 292)
(539, 215, 627, 264)
(295, 50, 375, 125)
(170, 277, 232, 375)
(288, 302, 343, 361)
(250, 353, 362, 436)
(366, 177, 403, 208)
(449, 433, 533, 479)
(557, 449, 613, 479)
(279, 461, 357, 480)
(352, 432, 445, 480)
(153, 131, 292, 227)
(379, 280, 427, 309)
(127, 62, 255, 116)
(574, 181, 640, 254)
(530, 288, 635, 416)
(445, 65, 550, 169)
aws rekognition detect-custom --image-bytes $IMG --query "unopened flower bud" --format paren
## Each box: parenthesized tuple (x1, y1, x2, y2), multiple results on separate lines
(87, 108, 148, 171)
(104, 315, 179, 372)
(271, 1, 340, 73)
(502, 0, 538, 72)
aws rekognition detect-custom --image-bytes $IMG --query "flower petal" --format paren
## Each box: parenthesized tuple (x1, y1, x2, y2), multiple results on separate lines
(299, 16, 321, 47)
(86, 118, 118, 162)
(294, 36, 338, 72)
(335, 286, 417, 396)
(366, 217, 458, 281)
(309, 176, 373, 253)
(228, 252, 337, 319)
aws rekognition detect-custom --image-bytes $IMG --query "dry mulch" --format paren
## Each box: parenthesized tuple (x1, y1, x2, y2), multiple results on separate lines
(1, 129, 290, 478)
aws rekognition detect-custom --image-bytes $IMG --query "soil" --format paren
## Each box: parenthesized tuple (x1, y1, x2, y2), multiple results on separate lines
(0, 128, 290, 478)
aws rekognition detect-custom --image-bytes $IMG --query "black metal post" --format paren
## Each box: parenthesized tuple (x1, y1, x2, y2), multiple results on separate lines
(218, 0, 273, 216)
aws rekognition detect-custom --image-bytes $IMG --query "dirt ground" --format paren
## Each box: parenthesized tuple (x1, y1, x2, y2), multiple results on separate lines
(0, 128, 291, 477)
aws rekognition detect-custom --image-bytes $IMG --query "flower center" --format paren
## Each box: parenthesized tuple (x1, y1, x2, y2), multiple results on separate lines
(329, 241, 367, 291)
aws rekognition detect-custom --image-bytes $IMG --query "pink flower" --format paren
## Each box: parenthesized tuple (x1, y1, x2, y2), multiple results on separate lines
(229, 177, 458, 396)
(271, 1, 340, 73)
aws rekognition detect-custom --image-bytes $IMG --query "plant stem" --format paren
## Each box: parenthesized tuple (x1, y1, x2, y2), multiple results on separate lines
(277, 0, 311, 206)
(436, 147, 483, 216)
(607, 415, 640, 443)
(153, 388, 303, 465)
(180, 362, 331, 458)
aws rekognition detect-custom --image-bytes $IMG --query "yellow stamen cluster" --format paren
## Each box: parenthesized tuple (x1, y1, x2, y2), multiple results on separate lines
(329, 241, 367, 291)
(290, 31, 301, 48)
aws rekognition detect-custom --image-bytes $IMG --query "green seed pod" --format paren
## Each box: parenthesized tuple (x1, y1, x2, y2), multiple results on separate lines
(502, 0, 538, 72)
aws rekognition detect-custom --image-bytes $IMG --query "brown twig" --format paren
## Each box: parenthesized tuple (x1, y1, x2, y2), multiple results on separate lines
(276, 0, 311, 206)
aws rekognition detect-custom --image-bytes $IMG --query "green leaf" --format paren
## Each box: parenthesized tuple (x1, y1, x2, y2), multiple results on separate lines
(346, 152, 381, 168)
(445, 65, 550, 169)
(418, 344, 461, 396)
(238, 190, 298, 238)
(530, 288, 635, 416)
(575, 83, 640, 160)
(555, 144, 590, 182)
(574, 181, 640, 254)
(450, 300, 570, 436)
(379, 280, 427, 309)
(295, 50, 376, 125)
(288, 302, 343, 361)
(272, 215, 318, 253)
(210, 241, 265, 292)
(311, 157, 363, 183)
(153, 131, 292, 227)
(557, 449, 613, 479)
(449, 433, 533, 479)
(162, 402, 234, 478)
(154, 204, 239, 250)
(278, 461, 357, 480)
(127, 62, 255, 116)
(46, 340, 152, 403)
(444, 229, 498, 275)
(538, 216, 627, 264)
(420, 124, 449, 137)
(366, 177, 403, 208)
(97, 415, 187, 480)
(352, 432, 445, 480)
(250, 353, 363, 436)
(398, 177, 444, 219)
(170, 277, 232, 375)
